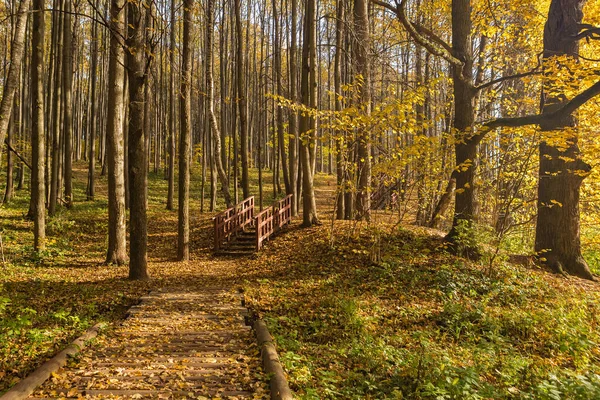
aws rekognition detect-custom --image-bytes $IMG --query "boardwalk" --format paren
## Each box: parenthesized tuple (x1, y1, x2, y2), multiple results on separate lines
(29, 287, 268, 399)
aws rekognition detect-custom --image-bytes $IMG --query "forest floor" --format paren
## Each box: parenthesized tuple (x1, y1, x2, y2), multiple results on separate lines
(1, 162, 600, 399)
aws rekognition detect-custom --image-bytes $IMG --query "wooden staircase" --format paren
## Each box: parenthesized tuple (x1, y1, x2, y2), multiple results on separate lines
(213, 195, 292, 257)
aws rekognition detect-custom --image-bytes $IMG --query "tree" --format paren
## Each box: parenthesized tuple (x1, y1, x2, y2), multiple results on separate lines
(106, 0, 128, 266)
(31, 0, 45, 251)
(299, 0, 319, 226)
(166, 0, 176, 211)
(0, 0, 30, 168)
(353, 0, 372, 220)
(126, 0, 150, 280)
(62, 0, 74, 208)
(535, 0, 593, 279)
(235, 0, 250, 199)
(206, 0, 233, 207)
(178, 0, 192, 261)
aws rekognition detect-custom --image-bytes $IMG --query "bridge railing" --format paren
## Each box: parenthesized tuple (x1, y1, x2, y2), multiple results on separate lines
(213, 196, 255, 250)
(256, 194, 293, 251)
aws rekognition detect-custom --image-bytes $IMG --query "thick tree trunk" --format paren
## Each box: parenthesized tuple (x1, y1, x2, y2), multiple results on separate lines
(126, 0, 150, 280)
(289, 0, 299, 216)
(445, 0, 477, 254)
(0, 0, 30, 168)
(178, 0, 191, 261)
(105, 0, 128, 266)
(31, 0, 45, 251)
(535, 0, 594, 280)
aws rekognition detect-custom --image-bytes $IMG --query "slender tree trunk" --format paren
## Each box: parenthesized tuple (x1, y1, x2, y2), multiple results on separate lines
(289, 0, 299, 215)
(334, 0, 345, 219)
(62, 0, 74, 208)
(353, 0, 371, 220)
(31, 0, 45, 251)
(235, 0, 250, 199)
(105, 0, 127, 265)
(49, 0, 64, 215)
(178, 0, 191, 261)
(206, 0, 232, 207)
(300, 0, 319, 226)
(87, 0, 99, 201)
(166, 0, 176, 210)
(0, 0, 30, 167)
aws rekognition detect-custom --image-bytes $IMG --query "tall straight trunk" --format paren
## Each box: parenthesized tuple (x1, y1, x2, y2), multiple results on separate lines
(105, 0, 127, 265)
(49, 0, 64, 215)
(206, 0, 232, 207)
(4, 101, 16, 203)
(62, 0, 74, 208)
(0, 0, 30, 167)
(353, 0, 371, 220)
(87, 0, 99, 201)
(334, 0, 345, 219)
(31, 0, 45, 251)
(235, 0, 250, 199)
(445, 0, 477, 248)
(166, 0, 176, 210)
(534, 0, 594, 280)
(289, 0, 299, 215)
(177, 0, 191, 261)
(126, 0, 150, 280)
(273, 0, 291, 195)
(300, 0, 319, 226)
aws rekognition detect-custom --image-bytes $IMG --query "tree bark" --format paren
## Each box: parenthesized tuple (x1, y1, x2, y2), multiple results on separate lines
(206, 0, 232, 207)
(31, 0, 45, 251)
(0, 0, 30, 168)
(62, 0, 74, 208)
(353, 0, 372, 220)
(166, 0, 176, 211)
(178, 0, 192, 261)
(105, 0, 128, 266)
(126, 0, 150, 280)
(300, 0, 319, 226)
(535, 0, 594, 280)
(235, 0, 250, 199)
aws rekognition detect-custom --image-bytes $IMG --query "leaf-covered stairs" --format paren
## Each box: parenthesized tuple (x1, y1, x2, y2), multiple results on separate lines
(28, 287, 268, 399)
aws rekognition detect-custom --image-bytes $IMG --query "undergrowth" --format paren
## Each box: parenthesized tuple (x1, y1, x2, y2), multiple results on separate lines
(242, 219, 600, 399)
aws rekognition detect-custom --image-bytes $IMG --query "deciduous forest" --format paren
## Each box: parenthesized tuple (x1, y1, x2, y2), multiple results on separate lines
(1, 0, 600, 398)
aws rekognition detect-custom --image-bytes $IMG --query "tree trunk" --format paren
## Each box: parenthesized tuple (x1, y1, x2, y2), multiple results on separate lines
(178, 0, 191, 261)
(206, 0, 232, 207)
(49, 0, 64, 216)
(334, 0, 345, 220)
(31, 0, 45, 251)
(166, 0, 176, 211)
(300, 0, 319, 226)
(0, 0, 30, 168)
(126, 0, 150, 280)
(235, 0, 250, 199)
(353, 0, 371, 220)
(62, 0, 74, 208)
(87, 0, 99, 201)
(535, 0, 594, 280)
(105, 0, 128, 266)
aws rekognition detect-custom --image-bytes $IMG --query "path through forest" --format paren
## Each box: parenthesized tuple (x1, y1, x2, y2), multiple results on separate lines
(28, 286, 267, 399)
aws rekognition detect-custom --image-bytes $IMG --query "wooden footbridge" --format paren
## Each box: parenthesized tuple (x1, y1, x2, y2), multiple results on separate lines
(213, 195, 292, 256)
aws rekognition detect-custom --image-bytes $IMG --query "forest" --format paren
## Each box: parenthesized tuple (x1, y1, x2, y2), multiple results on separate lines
(0, 0, 600, 398)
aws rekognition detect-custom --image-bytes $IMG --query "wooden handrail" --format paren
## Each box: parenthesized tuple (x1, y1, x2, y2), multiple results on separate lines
(214, 196, 255, 250)
(255, 194, 292, 251)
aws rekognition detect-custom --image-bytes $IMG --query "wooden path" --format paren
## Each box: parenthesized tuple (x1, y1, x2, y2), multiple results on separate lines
(29, 287, 268, 399)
